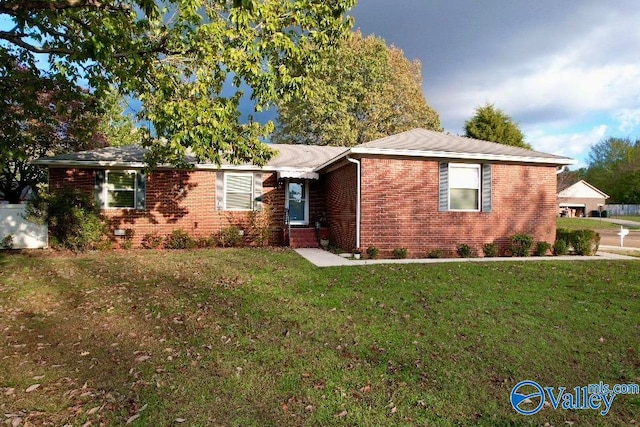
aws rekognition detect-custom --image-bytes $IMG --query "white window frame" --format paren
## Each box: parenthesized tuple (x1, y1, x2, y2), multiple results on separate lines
(224, 173, 254, 211)
(285, 179, 309, 226)
(104, 170, 138, 209)
(448, 163, 481, 212)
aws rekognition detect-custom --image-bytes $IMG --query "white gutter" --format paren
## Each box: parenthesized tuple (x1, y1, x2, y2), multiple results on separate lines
(346, 157, 361, 249)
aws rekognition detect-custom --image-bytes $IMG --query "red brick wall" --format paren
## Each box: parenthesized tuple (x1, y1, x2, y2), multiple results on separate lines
(323, 163, 357, 250)
(48, 168, 287, 247)
(360, 158, 557, 257)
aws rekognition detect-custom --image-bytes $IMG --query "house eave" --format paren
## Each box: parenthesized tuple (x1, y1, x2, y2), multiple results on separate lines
(348, 147, 576, 165)
(32, 159, 318, 175)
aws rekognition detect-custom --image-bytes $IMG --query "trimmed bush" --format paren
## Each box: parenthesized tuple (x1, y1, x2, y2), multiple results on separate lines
(392, 247, 408, 259)
(553, 239, 569, 256)
(456, 243, 474, 258)
(570, 229, 600, 256)
(534, 241, 551, 256)
(217, 225, 244, 247)
(483, 242, 499, 258)
(366, 246, 379, 259)
(510, 233, 534, 257)
(164, 229, 195, 249)
(26, 187, 107, 251)
(141, 232, 163, 249)
(428, 249, 445, 259)
(556, 228, 572, 245)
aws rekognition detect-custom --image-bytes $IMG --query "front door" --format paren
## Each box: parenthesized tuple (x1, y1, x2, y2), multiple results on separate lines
(286, 179, 309, 226)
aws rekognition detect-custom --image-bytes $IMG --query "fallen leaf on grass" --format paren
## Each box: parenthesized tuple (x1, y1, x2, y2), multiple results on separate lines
(5, 387, 15, 395)
(334, 410, 348, 418)
(175, 419, 186, 423)
(360, 384, 371, 393)
(87, 406, 101, 415)
(134, 355, 151, 362)
(25, 384, 40, 393)
(11, 418, 22, 427)
(126, 414, 140, 424)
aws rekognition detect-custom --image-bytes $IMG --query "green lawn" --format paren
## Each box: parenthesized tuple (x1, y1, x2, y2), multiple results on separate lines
(556, 217, 620, 230)
(1, 249, 639, 426)
(613, 216, 640, 223)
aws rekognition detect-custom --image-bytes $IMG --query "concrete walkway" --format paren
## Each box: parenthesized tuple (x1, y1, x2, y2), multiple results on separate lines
(294, 247, 637, 268)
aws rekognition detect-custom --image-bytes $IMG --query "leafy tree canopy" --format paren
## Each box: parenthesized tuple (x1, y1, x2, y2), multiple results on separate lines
(272, 31, 441, 146)
(583, 137, 640, 203)
(464, 103, 531, 149)
(0, 0, 356, 166)
(0, 62, 108, 203)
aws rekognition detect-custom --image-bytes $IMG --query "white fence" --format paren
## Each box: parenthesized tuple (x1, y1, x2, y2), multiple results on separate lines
(0, 204, 48, 249)
(605, 204, 640, 216)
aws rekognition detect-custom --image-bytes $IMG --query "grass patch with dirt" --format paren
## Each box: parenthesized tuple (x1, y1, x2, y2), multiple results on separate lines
(0, 249, 639, 426)
(612, 216, 640, 223)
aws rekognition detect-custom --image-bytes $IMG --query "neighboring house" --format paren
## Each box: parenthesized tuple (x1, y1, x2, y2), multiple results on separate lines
(35, 129, 574, 256)
(557, 179, 609, 218)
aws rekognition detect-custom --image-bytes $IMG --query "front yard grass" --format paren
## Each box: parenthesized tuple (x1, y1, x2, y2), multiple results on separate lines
(1, 249, 639, 426)
(556, 217, 620, 230)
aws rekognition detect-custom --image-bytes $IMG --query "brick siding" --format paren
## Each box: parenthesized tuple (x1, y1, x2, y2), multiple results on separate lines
(360, 158, 557, 257)
(323, 163, 357, 250)
(48, 168, 288, 247)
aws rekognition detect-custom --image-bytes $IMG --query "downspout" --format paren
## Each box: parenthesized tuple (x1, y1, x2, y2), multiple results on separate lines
(346, 157, 361, 249)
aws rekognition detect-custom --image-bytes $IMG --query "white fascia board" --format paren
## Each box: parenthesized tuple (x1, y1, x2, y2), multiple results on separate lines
(34, 159, 318, 175)
(349, 147, 577, 165)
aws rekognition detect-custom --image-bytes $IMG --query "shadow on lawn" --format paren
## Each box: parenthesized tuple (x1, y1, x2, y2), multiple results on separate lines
(1, 251, 287, 425)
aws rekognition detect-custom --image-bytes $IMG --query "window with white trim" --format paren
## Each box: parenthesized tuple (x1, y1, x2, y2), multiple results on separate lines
(449, 163, 480, 211)
(224, 173, 254, 210)
(106, 170, 137, 208)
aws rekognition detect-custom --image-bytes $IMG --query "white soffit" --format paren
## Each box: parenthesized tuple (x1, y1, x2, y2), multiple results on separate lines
(277, 171, 319, 180)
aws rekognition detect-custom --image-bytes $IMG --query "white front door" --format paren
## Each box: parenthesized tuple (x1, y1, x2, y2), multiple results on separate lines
(286, 179, 309, 226)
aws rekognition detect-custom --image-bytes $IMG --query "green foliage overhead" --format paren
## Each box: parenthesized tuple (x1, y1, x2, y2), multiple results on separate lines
(272, 31, 441, 146)
(583, 137, 640, 203)
(464, 103, 531, 149)
(0, 64, 107, 203)
(0, 0, 356, 166)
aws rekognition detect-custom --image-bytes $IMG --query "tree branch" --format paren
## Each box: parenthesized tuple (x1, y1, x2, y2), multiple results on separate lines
(0, 0, 126, 14)
(0, 31, 74, 55)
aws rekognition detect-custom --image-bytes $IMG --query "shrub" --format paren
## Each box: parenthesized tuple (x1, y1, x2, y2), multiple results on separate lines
(392, 247, 408, 259)
(510, 233, 534, 257)
(26, 187, 107, 251)
(247, 206, 273, 246)
(1, 234, 14, 250)
(570, 229, 600, 256)
(366, 246, 379, 259)
(534, 241, 551, 256)
(217, 225, 244, 247)
(456, 243, 474, 258)
(553, 239, 569, 256)
(428, 249, 445, 259)
(141, 232, 163, 249)
(555, 228, 572, 245)
(483, 242, 499, 257)
(164, 229, 195, 249)
(195, 235, 216, 248)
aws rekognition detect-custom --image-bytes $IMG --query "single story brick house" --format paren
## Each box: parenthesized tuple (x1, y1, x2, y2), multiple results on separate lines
(557, 179, 609, 218)
(36, 129, 574, 256)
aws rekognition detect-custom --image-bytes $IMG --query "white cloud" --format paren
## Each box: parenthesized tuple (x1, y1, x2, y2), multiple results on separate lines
(524, 125, 608, 162)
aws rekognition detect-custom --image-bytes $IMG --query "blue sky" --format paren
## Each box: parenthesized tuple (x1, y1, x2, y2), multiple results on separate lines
(3, 2, 639, 167)
(349, 0, 640, 167)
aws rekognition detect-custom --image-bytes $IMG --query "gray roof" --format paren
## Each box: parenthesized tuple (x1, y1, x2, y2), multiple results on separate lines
(355, 128, 569, 161)
(36, 144, 348, 170)
(35, 129, 574, 169)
